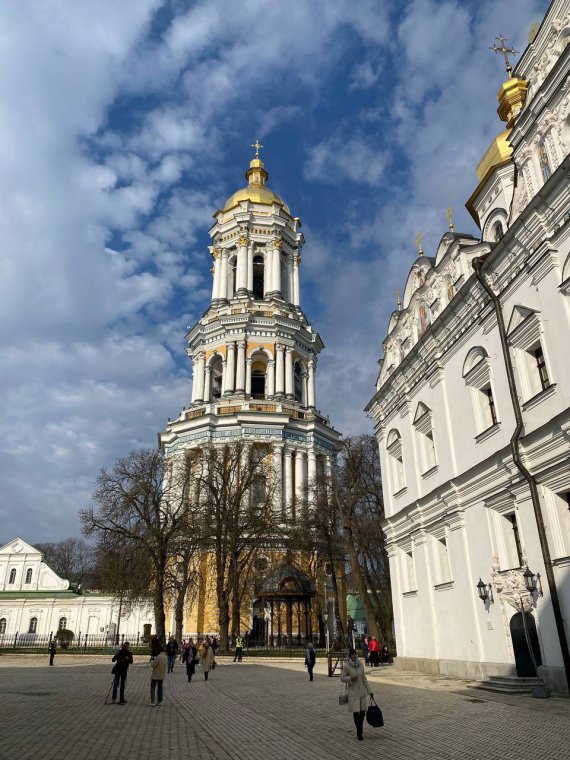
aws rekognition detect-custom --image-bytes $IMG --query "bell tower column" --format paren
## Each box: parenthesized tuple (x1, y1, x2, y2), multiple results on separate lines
(271, 237, 282, 296)
(235, 340, 246, 393)
(293, 254, 301, 307)
(194, 352, 206, 403)
(245, 357, 252, 396)
(212, 248, 222, 302)
(308, 359, 316, 408)
(284, 446, 294, 521)
(267, 359, 275, 398)
(224, 342, 236, 395)
(264, 246, 272, 297)
(203, 365, 212, 402)
(285, 347, 294, 398)
(236, 235, 249, 296)
(220, 250, 229, 302)
(247, 242, 254, 295)
(275, 344, 285, 397)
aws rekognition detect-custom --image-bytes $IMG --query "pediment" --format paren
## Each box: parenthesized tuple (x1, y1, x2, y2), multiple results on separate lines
(413, 402, 431, 424)
(0, 538, 42, 557)
(506, 305, 537, 335)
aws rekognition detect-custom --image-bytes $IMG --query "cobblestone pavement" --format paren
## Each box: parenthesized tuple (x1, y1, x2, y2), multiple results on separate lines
(1, 655, 569, 760)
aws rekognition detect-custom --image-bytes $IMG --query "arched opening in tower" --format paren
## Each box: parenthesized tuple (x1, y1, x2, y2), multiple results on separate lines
(210, 355, 224, 398)
(251, 369, 266, 398)
(253, 255, 264, 299)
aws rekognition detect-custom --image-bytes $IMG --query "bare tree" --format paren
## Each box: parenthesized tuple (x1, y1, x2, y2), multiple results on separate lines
(35, 537, 94, 586)
(194, 441, 277, 650)
(80, 448, 199, 642)
(333, 435, 391, 641)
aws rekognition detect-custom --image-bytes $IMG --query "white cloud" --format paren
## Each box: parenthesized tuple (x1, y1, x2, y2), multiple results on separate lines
(304, 135, 389, 186)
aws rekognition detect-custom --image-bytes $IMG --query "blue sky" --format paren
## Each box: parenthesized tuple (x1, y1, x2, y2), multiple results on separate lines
(0, 0, 545, 541)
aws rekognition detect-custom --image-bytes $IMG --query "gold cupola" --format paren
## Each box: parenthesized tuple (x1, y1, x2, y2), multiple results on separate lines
(222, 146, 290, 214)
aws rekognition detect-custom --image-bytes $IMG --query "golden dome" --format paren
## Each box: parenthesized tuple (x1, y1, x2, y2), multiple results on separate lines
(222, 156, 290, 214)
(476, 129, 513, 181)
(497, 76, 528, 126)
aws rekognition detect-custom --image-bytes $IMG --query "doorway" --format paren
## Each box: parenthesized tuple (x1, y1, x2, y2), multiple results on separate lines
(510, 611, 542, 677)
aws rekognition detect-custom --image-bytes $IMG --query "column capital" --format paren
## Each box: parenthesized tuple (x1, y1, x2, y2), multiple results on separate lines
(285, 345, 294, 354)
(245, 356, 252, 365)
(268, 358, 275, 366)
(212, 247, 222, 258)
(308, 358, 316, 367)
(236, 339, 246, 349)
(272, 236, 282, 250)
(307, 449, 316, 459)
(293, 253, 302, 266)
(273, 441, 284, 450)
(239, 234, 249, 247)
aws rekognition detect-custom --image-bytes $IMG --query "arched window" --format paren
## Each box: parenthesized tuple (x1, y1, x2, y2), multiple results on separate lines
(25, 569, 32, 584)
(252, 255, 265, 299)
(413, 403, 437, 473)
(462, 346, 498, 434)
(229, 255, 237, 298)
(0, 618, 6, 634)
(492, 222, 504, 242)
(386, 429, 405, 493)
(9, 569, 16, 584)
(210, 355, 224, 398)
(29, 617, 38, 634)
(251, 369, 266, 398)
(294, 361, 303, 403)
(58, 617, 67, 630)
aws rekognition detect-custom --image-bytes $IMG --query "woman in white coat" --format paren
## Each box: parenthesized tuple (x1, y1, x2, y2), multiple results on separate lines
(340, 648, 372, 740)
(199, 639, 215, 681)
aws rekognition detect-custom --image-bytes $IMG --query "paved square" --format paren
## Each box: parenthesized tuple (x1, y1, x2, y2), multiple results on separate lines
(1, 655, 569, 760)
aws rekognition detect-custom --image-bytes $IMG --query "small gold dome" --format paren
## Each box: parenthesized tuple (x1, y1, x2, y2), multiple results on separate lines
(476, 129, 513, 181)
(223, 156, 290, 214)
(497, 76, 528, 126)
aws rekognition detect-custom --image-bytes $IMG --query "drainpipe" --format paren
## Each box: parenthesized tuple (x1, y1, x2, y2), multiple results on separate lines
(472, 256, 570, 692)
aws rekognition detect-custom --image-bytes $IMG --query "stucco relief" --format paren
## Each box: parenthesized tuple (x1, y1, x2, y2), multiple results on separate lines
(492, 565, 534, 613)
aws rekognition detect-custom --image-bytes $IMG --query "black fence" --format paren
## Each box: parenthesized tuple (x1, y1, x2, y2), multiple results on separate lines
(0, 632, 148, 655)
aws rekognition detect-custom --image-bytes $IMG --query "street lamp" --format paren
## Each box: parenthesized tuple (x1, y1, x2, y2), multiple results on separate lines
(523, 565, 543, 597)
(476, 578, 494, 604)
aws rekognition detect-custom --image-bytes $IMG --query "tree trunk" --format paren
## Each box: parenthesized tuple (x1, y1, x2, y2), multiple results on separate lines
(218, 598, 230, 651)
(153, 584, 166, 642)
(174, 586, 186, 643)
(342, 520, 379, 639)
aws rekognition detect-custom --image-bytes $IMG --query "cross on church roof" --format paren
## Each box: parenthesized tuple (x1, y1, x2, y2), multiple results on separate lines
(490, 35, 519, 77)
(251, 139, 264, 158)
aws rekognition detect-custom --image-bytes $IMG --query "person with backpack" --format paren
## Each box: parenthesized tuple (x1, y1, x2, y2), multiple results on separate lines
(304, 642, 316, 681)
(150, 644, 167, 706)
(340, 648, 373, 741)
(182, 638, 198, 682)
(111, 641, 133, 705)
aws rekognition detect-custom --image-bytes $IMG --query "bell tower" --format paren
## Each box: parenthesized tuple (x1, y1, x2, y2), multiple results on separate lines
(159, 145, 341, 523)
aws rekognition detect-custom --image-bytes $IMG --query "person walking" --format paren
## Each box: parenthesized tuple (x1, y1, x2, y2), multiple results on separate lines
(150, 644, 167, 706)
(340, 648, 373, 741)
(304, 642, 316, 681)
(199, 638, 214, 681)
(233, 635, 244, 662)
(368, 636, 380, 667)
(362, 636, 369, 666)
(182, 638, 198, 682)
(111, 641, 133, 705)
(49, 638, 57, 666)
(166, 637, 178, 673)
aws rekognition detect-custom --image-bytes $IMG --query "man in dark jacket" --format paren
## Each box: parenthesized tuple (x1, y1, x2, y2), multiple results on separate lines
(304, 642, 316, 681)
(49, 638, 56, 666)
(111, 641, 133, 704)
(166, 637, 179, 673)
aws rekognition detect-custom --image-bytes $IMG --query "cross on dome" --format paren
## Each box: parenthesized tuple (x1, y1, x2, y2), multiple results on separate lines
(489, 35, 519, 77)
(251, 139, 264, 158)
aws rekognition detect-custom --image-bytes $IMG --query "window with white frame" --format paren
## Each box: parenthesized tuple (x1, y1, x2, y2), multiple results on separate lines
(432, 533, 452, 584)
(0, 618, 6, 634)
(499, 511, 524, 569)
(29, 617, 38, 634)
(8, 569, 16, 584)
(401, 546, 417, 592)
(413, 402, 437, 473)
(543, 488, 570, 559)
(462, 347, 499, 434)
(507, 306, 553, 401)
(386, 429, 405, 493)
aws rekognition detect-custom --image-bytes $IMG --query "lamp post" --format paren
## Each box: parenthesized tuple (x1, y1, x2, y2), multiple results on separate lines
(523, 565, 543, 597)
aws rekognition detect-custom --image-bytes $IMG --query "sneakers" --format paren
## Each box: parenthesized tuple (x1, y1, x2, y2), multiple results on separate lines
(157, 702, 163, 707)
(150, 702, 156, 707)
(119, 701, 127, 705)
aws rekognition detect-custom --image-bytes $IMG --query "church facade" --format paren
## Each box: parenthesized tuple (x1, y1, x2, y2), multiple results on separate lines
(367, 1, 570, 693)
(159, 148, 342, 636)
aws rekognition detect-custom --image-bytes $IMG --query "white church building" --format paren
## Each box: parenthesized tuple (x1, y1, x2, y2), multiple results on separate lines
(367, 0, 570, 694)
(0, 538, 152, 642)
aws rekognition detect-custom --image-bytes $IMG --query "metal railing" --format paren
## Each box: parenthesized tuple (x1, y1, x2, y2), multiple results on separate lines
(0, 632, 148, 655)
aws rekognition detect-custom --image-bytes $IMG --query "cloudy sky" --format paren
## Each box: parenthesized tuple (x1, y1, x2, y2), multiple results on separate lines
(0, 0, 546, 541)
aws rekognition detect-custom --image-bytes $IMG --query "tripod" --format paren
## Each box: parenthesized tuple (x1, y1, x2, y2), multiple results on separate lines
(104, 676, 116, 705)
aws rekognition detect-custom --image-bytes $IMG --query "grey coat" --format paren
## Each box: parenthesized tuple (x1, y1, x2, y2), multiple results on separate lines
(340, 660, 371, 712)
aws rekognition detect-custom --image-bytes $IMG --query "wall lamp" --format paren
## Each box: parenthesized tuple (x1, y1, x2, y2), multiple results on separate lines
(476, 578, 494, 604)
(523, 565, 543, 597)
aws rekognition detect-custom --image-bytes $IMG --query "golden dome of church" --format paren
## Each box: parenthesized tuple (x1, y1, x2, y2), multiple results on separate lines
(223, 155, 291, 214)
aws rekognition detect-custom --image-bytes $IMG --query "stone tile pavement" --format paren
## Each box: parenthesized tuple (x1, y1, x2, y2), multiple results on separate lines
(1, 654, 569, 760)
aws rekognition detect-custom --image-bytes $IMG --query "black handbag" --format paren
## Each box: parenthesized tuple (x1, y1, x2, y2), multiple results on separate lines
(366, 695, 384, 727)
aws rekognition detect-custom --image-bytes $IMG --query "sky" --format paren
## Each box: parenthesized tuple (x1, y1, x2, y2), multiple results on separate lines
(0, 0, 546, 541)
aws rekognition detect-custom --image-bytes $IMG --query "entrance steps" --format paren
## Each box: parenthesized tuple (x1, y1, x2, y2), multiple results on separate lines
(472, 675, 546, 695)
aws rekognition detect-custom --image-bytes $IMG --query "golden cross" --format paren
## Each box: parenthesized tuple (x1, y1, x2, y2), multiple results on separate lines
(251, 139, 264, 158)
(446, 206, 455, 232)
(490, 35, 519, 77)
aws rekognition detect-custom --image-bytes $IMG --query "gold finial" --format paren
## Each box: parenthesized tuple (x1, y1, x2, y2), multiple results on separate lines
(490, 35, 519, 78)
(251, 138, 264, 158)
(416, 231, 424, 257)
(446, 206, 455, 232)
(396, 288, 402, 311)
